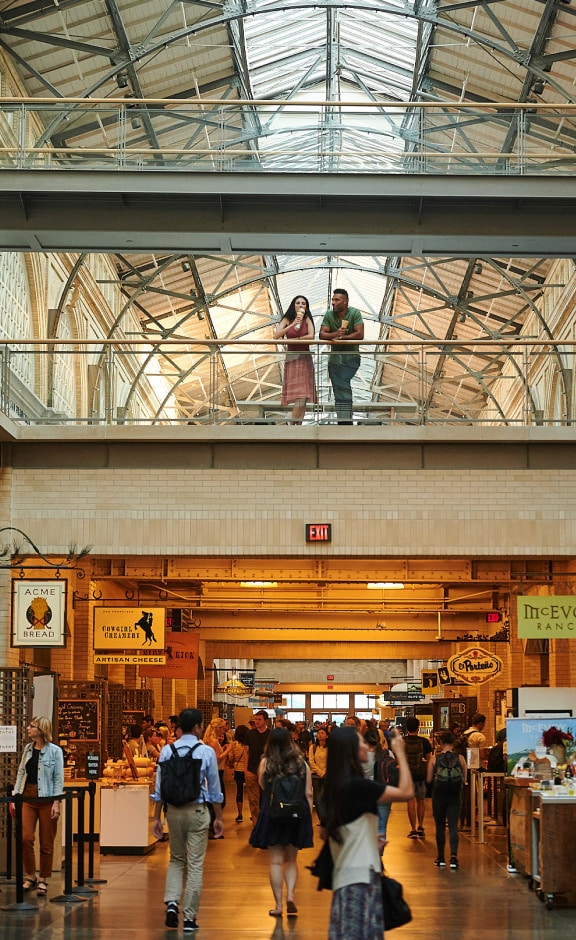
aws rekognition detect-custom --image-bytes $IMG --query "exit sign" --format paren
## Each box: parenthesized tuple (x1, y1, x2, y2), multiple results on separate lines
(486, 611, 502, 623)
(306, 523, 332, 542)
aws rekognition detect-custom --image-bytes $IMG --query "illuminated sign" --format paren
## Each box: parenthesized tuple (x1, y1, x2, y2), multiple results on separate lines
(305, 523, 332, 542)
(486, 612, 502, 623)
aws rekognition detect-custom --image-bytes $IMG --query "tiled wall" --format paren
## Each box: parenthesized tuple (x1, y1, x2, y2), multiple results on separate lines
(5, 464, 576, 557)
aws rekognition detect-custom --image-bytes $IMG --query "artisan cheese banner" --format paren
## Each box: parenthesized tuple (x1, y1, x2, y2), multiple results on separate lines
(517, 596, 576, 638)
(94, 607, 165, 649)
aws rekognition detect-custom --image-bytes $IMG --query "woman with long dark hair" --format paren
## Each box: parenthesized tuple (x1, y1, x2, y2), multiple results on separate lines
(323, 727, 413, 940)
(249, 727, 313, 917)
(273, 295, 317, 424)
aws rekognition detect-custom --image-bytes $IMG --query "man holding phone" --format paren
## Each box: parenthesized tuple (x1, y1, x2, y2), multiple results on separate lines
(319, 288, 364, 424)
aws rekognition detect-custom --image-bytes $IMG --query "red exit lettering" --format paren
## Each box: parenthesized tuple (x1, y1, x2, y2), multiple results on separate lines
(305, 523, 332, 542)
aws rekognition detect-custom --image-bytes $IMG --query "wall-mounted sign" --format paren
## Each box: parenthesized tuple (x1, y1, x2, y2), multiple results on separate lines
(447, 646, 503, 685)
(486, 611, 502, 623)
(58, 699, 99, 742)
(517, 595, 576, 638)
(305, 523, 332, 542)
(0, 726, 18, 753)
(12, 580, 67, 647)
(93, 607, 165, 649)
(139, 631, 199, 678)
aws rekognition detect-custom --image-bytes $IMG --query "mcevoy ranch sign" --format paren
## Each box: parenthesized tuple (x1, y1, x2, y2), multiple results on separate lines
(447, 647, 503, 685)
(517, 596, 576, 638)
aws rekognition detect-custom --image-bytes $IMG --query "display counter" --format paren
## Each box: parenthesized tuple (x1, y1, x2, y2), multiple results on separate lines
(100, 783, 157, 855)
(531, 792, 576, 909)
(507, 778, 534, 877)
(507, 779, 576, 909)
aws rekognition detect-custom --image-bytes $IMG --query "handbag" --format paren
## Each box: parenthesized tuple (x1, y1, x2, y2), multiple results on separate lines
(381, 873, 412, 930)
(306, 839, 333, 891)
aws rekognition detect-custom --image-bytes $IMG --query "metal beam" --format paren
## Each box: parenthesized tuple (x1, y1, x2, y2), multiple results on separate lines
(2, 171, 576, 255)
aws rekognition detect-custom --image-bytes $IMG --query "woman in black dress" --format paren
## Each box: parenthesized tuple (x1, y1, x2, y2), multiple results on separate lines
(249, 727, 313, 917)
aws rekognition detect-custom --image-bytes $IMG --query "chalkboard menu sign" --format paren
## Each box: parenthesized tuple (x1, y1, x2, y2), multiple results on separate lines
(58, 699, 99, 742)
(85, 751, 100, 779)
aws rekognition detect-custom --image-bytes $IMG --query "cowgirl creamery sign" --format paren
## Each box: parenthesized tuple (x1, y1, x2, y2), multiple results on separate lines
(447, 647, 503, 685)
(93, 607, 165, 649)
(517, 595, 576, 637)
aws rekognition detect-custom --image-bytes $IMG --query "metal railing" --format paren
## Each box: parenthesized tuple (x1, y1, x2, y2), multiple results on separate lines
(0, 338, 574, 429)
(2, 98, 576, 175)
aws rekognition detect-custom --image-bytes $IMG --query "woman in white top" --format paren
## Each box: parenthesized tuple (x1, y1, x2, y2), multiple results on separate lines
(322, 727, 413, 940)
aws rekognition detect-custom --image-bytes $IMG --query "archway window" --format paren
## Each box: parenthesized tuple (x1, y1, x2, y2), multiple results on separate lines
(0, 252, 33, 393)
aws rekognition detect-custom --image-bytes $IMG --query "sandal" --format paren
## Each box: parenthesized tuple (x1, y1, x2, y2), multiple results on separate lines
(23, 877, 37, 891)
(36, 881, 48, 896)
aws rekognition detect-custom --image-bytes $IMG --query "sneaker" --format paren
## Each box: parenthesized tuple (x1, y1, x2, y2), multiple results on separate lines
(183, 920, 199, 932)
(434, 857, 446, 867)
(450, 856, 459, 869)
(408, 830, 419, 839)
(165, 902, 179, 928)
(417, 827, 425, 838)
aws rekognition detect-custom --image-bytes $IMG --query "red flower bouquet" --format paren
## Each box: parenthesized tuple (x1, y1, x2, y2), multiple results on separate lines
(542, 726, 574, 748)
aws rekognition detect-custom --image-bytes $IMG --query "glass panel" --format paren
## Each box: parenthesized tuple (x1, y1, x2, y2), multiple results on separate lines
(354, 694, 374, 709)
(284, 711, 305, 724)
(336, 693, 351, 708)
(312, 713, 329, 725)
(283, 693, 306, 709)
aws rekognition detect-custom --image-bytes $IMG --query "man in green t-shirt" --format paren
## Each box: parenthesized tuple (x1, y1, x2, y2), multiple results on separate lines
(319, 288, 364, 424)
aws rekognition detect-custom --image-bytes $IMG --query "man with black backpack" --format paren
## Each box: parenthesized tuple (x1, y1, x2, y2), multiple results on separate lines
(403, 716, 432, 839)
(152, 708, 223, 932)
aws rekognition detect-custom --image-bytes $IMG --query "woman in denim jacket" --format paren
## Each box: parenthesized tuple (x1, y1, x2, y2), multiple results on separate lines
(13, 716, 64, 896)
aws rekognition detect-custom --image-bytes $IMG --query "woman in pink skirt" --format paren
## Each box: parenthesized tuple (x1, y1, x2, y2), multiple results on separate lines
(274, 295, 317, 424)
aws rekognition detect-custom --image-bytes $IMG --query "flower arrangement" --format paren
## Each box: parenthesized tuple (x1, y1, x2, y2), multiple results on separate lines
(542, 726, 574, 748)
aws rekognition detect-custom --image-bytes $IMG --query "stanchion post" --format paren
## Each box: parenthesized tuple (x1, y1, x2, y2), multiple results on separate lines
(86, 780, 106, 885)
(50, 790, 85, 904)
(0, 792, 37, 912)
(2, 787, 14, 883)
(74, 787, 97, 895)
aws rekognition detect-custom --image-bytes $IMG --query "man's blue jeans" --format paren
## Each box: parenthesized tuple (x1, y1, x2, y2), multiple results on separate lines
(328, 354, 360, 424)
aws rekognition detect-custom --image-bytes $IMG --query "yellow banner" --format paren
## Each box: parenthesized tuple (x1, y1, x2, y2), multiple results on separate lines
(93, 608, 165, 649)
(421, 670, 439, 695)
(517, 596, 576, 637)
(93, 653, 167, 665)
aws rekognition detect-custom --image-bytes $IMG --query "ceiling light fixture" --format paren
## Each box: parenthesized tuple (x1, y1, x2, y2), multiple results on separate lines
(367, 582, 405, 589)
(240, 580, 278, 587)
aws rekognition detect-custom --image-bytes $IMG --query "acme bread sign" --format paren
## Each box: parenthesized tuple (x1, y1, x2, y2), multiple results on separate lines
(447, 646, 503, 685)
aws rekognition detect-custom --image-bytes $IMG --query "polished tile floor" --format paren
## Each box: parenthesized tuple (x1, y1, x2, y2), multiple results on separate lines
(1, 796, 575, 939)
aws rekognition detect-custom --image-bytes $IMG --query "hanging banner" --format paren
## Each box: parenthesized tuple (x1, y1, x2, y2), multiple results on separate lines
(12, 580, 67, 647)
(93, 607, 165, 649)
(447, 646, 503, 685)
(517, 595, 576, 638)
(138, 631, 200, 678)
(421, 670, 439, 695)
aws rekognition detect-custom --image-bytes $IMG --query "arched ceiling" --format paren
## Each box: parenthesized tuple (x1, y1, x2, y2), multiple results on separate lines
(1, 0, 576, 424)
